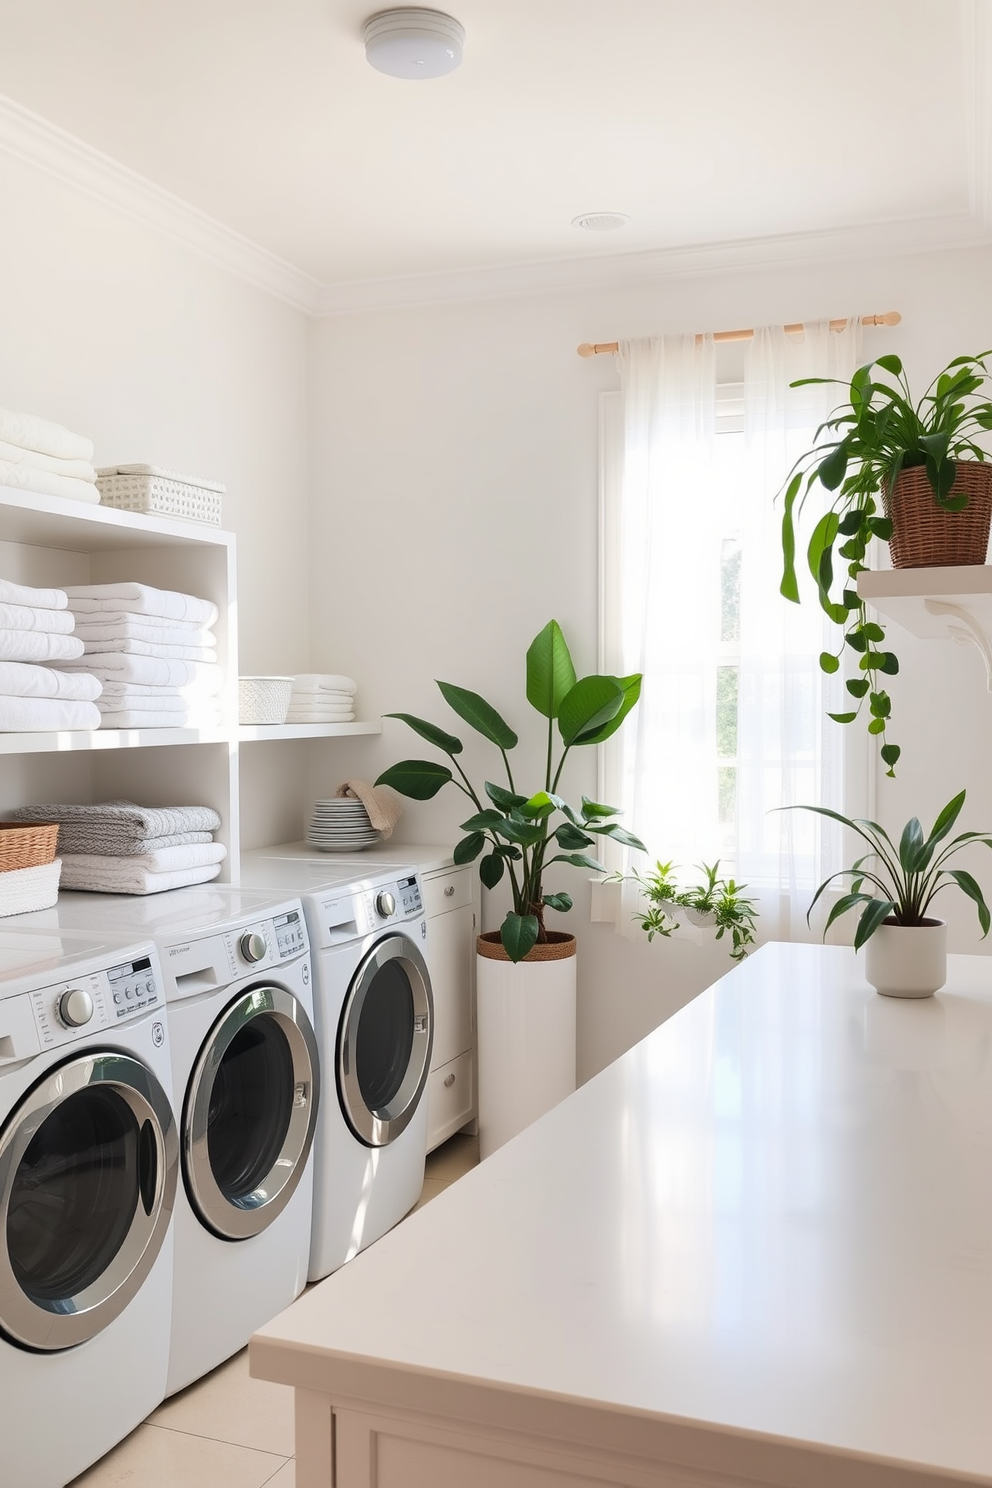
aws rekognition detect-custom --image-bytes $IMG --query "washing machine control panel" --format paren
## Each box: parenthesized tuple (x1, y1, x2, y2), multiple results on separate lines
(31, 953, 161, 1047)
(362, 876, 422, 926)
(222, 909, 309, 972)
(273, 909, 307, 959)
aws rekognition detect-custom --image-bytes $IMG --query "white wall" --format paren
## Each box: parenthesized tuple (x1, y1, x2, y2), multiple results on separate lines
(309, 242, 992, 1080)
(0, 149, 311, 675)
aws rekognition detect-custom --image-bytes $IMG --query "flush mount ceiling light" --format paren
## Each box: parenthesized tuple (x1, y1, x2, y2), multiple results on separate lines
(572, 213, 630, 231)
(363, 8, 465, 79)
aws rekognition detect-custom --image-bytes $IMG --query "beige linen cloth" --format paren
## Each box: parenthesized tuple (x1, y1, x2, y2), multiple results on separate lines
(335, 779, 401, 838)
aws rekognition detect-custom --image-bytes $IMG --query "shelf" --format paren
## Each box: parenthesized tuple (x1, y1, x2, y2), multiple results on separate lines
(0, 726, 232, 756)
(858, 565, 992, 691)
(238, 721, 381, 743)
(0, 486, 234, 552)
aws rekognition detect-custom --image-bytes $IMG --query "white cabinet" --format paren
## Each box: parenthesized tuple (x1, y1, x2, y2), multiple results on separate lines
(421, 862, 477, 1151)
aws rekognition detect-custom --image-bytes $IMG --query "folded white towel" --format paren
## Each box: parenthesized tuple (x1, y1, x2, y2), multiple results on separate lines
(60, 842, 226, 875)
(0, 407, 94, 463)
(0, 695, 100, 731)
(64, 583, 218, 627)
(286, 715, 356, 726)
(290, 690, 353, 706)
(71, 616, 215, 645)
(291, 673, 357, 695)
(0, 439, 96, 483)
(286, 705, 356, 719)
(97, 708, 222, 730)
(81, 637, 218, 662)
(0, 662, 101, 701)
(0, 601, 76, 635)
(95, 692, 186, 713)
(0, 859, 62, 917)
(95, 679, 219, 703)
(0, 580, 68, 611)
(0, 461, 99, 504)
(59, 655, 224, 690)
(0, 632, 84, 664)
(58, 859, 223, 895)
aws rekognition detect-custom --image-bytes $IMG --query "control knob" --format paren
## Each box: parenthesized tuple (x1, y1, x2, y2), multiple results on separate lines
(58, 988, 94, 1028)
(375, 890, 396, 919)
(239, 931, 268, 963)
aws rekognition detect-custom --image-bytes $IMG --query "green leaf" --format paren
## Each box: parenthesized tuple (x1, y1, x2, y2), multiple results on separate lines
(808, 511, 840, 603)
(929, 790, 966, 846)
(846, 677, 870, 698)
(818, 440, 849, 491)
(588, 822, 647, 851)
(867, 718, 886, 734)
(479, 851, 504, 889)
(555, 822, 595, 849)
(485, 781, 527, 810)
(460, 810, 506, 831)
(854, 897, 898, 950)
(525, 620, 577, 719)
(819, 651, 840, 674)
(823, 890, 875, 938)
(452, 832, 486, 865)
(572, 673, 642, 746)
(862, 622, 885, 643)
(878, 652, 900, 675)
(375, 760, 452, 799)
(500, 913, 539, 963)
(875, 354, 903, 376)
(437, 681, 518, 749)
(898, 817, 925, 874)
(581, 796, 620, 818)
(558, 675, 623, 746)
(946, 869, 991, 937)
(493, 817, 546, 847)
(780, 471, 802, 602)
(383, 712, 463, 755)
(828, 711, 858, 724)
(542, 892, 573, 913)
(868, 516, 894, 540)
(880, 743, 901, 769)
(846, 628, 869, 653)
(519, 791, 559, 821)
(549, 852, 606, 872)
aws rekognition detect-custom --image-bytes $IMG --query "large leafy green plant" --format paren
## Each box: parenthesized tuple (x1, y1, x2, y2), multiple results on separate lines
(376, 621, 644, 962)
(787, 790, 992, 948)
(778, 351, 992, 775)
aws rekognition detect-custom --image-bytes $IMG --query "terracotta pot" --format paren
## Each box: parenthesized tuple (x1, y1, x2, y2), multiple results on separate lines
(886, 463, 992, 568)
(476, 932, 576, 1158)
(863, 918, 947, 999)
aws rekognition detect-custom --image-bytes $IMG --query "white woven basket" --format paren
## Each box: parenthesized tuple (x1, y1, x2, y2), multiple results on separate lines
(0, 858, 62, 917)
(239, 677, 294, 725)
(96, 465, 224, 526)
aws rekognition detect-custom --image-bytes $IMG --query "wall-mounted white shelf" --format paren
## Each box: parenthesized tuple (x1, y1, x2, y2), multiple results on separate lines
(0, 485, 235, 552)
(858, 565, 992, 691)
(0, 726, 231, 756)
(238, 721, 381, 743)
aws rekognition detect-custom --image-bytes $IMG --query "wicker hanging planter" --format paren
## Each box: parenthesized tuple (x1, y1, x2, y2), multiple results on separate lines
(886, 462, 992, 569)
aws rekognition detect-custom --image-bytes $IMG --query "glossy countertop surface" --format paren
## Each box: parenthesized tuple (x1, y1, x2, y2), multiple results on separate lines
(254, 943, 992, 1479)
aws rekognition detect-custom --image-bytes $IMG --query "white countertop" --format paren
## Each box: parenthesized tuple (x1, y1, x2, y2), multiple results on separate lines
(245, 840, 456, 874)
(253, 943, 992, 1482)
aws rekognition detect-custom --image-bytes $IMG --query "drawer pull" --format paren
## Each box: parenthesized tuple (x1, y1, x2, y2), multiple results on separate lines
(444, 885, 455, 897)
(443, 1072, 456, 1087)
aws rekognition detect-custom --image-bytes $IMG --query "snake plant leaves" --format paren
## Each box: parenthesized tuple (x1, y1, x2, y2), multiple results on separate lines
(436, 681, 518, 750)
(375, 760, 452, 799)
(479, 851, 504, 889)
(573, 673, 642, 745)
(500, 912, 539, 963)
(557, 675, 624, 746)
(526, 620, 577, 719)
(384, 712, 463, 755)
(453, 832, 486, 865)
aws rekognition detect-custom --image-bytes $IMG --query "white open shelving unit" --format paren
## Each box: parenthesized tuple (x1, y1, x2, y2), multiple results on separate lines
(858, 565, 992, 691)
(0, 487, 379, 880)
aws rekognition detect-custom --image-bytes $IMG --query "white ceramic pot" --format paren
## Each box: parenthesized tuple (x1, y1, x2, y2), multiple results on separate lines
(476, 932, 576, 1159)
(864, 918, 947, 999)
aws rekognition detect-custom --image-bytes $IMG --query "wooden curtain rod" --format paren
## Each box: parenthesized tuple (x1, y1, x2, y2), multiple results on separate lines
(576, 311, 901, 358)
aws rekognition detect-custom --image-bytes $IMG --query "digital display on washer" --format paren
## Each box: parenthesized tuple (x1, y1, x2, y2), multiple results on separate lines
(108, 956, 158, 1015)
(274, 909, 306, 957)
(398, 876, 423, 914)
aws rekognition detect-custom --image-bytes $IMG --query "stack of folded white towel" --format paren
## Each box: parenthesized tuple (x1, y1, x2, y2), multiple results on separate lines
(286, 673, 357, 724)
(10, 801, 226, 894)
(0, 579, 101, 730)
(58, 582, 223, 728)
(0, 407, 99, 505)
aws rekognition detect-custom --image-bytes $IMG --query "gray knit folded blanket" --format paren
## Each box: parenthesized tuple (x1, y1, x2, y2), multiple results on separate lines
(10, 801, 222, 850)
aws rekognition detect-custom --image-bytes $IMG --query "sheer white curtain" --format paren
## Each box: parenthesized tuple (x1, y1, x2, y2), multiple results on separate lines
(608, 321, 867, 942)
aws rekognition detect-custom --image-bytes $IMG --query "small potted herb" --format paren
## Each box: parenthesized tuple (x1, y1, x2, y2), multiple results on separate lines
(621, 859, 759, 962)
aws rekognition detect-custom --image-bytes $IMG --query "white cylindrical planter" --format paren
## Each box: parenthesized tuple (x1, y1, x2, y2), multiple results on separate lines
(476, 932, 576, 1159)
(864, 918, 947, 999)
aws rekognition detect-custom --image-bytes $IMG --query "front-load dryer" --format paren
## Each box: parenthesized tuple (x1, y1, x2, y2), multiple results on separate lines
(0, 929, 176, 1488)
(240, 854, 433, 1281)
(8, 887, 320, 1395)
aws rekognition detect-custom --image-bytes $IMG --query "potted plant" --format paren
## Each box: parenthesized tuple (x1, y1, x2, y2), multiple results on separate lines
(620, 859, 758, 962)
(376, 619, 644, 1154)
(778, 351, 992, 775)
(788, 789, 992, 997)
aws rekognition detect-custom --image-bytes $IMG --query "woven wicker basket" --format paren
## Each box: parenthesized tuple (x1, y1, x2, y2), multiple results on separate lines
(886, 463, 992, 568)
(0, 821, 60, 872)
(238, 677, 294, 725)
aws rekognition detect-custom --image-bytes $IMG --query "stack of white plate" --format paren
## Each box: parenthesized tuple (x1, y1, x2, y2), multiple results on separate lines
(305, 798, 381, 852)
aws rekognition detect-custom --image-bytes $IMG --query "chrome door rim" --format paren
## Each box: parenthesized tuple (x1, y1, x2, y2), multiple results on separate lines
(338, 935, 433, 1148)
(183, 985, 319, 1241)
(0, 1051, 177, 1352)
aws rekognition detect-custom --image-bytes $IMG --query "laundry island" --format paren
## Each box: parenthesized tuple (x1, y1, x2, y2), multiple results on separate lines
(250, 942, 992, 1488)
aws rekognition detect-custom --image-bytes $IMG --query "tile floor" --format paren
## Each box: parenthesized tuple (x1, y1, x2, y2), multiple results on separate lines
(69, 1132, 480, 1487)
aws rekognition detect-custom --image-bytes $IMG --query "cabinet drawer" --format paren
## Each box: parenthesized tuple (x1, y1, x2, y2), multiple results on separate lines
(426, 1050, 475, 1152)
(422, 867, 472, 918)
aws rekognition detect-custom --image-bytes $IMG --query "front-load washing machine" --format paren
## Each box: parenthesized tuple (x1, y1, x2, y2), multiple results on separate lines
(8, 887, 320, 1395)
(240, 854, 433, 1280)
(0, 929, 177, 1488)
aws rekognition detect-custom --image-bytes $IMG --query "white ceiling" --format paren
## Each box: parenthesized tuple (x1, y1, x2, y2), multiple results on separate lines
(0, 0, 987, 307)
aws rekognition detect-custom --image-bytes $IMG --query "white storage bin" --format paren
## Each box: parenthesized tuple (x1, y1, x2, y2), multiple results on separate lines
(239, 677, 293, 725)
(96, 465, 225, 526)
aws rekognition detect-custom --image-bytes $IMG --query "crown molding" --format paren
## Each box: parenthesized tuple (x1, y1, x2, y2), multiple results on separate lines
(313, 212, 992, 317)
(0, 92, 322, 314)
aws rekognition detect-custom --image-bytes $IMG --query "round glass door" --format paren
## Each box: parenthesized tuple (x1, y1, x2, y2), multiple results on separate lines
(0, 1052, 178, 1352)
(338, 934, 433, 1147)
(183, 986, 320, 1241)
